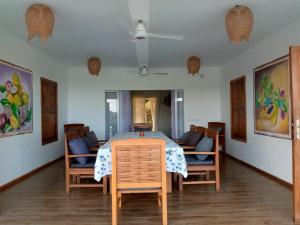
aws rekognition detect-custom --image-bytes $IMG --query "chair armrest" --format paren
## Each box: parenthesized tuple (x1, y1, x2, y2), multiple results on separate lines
(182, 146, 196, 150)
(89, 147, 99, 151)
(97, 140, 107, 144)
(68, 154, 97, 158)
(184, 151, 216, 155)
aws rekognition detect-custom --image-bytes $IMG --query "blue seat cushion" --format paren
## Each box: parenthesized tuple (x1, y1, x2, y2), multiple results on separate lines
(180, 131, 190, 143)
(71, 158, 96, 168)
(86, 131, 98, 146)
(69, 137, 90, 164)
(185, 155, 213, 165)
(195, 136, 213, 160)
(82, 135, 95, 148)
(186, 132, 202, 146)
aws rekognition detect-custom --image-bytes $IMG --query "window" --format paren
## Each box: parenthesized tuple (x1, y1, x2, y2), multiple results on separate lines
(105, 91, 118, 140)
(230, 76, 247, 142)
(41, 78, 58, 145)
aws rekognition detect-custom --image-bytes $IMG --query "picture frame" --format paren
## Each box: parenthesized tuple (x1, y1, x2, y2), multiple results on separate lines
(0, 59, 33, 138)
(253, 55, 291, 139)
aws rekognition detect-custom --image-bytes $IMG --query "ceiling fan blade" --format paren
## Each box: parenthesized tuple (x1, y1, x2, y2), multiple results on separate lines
(149, 72, 169, 75)
(148, 33, 185, 40)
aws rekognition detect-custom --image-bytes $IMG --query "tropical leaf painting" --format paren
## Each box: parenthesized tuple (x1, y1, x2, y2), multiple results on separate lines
(0, 60, 32, 138)
(254, 56, 291, 139)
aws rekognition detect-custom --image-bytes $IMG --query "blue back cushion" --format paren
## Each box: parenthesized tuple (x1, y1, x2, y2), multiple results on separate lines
(180, 131, 190, 143)
(82, 135, 95, 148)
(195, 136, 213, 160)
(87, 131, 98, 146)
(186, 132, 202, 146)
(69, 137, 90, 164)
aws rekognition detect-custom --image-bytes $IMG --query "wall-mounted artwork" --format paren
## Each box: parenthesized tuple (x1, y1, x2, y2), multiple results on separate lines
(0, 60, 33, 137)
(254, 55, 291, 139)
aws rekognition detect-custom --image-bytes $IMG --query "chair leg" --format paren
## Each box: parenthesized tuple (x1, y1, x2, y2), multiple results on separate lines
(162, 189, 168, 225)
(102, 176, 107, 195)
(158, 192, 162, 207)
(72, 175, 76, 184)
(215, 170, 220, 191)
(179, 175, 183, 192)
(205, 171, 210, 181)
(173, 173, 178, 182)
(118, 192, 122, 208)
(66, 173, 70, 193)
(112, 190, 118, 225)
(76, 175, 80, 184)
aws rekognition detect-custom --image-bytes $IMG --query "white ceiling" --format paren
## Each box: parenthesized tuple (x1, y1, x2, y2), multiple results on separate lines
(0, 0, 299, 67)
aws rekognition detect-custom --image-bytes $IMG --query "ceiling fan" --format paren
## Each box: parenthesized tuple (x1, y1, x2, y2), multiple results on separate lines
(123, 19, 185, 41)
(128, 66, 168, 76)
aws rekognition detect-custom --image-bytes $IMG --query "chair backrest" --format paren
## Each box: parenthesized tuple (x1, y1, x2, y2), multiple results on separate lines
(64, 123, 84, 132)
(190, 124, 207, 136)
(78, 126, 90, 137)
(111, 138, 166, 190)
(64, 129, 81, 169)
(208, 122, 225, 135)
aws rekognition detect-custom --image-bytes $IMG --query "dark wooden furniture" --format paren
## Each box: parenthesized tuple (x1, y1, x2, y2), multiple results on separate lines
(230, 76, 247, 142)
(111, 138, 167, 225)
(132, 123, 152, 131)
(64, 123, 84, 132)
(179, 128, 220, 191)
(64, 129, 107, 194)
(41, 78, 58, 145)
(208, 122, 226, 153)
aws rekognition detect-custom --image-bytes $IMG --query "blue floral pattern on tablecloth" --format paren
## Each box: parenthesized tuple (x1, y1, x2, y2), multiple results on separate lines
(94, 131, 187, 182)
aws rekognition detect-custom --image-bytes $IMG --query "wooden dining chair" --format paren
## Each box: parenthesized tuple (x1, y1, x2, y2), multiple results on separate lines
(111, 138, 167, 225)
(64, 129, 107, 194)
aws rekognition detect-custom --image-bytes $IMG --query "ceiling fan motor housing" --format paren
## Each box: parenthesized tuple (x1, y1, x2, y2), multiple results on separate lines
(135, 20, 147, 40)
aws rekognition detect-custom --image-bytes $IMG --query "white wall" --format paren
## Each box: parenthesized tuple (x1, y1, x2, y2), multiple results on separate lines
(67, 67, 221, 139)
(221, 17, 300, 184)
(0, 28, 68, 186)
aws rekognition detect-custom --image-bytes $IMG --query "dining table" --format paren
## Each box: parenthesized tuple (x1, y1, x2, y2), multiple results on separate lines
(94, 131, 187, 193)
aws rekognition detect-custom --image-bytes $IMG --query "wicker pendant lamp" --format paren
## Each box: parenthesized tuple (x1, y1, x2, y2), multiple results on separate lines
(87, 57, 101, 76)
(225, 5, 253, 43)
(25, 4, 55, 42)
(187, 56, 201, 76)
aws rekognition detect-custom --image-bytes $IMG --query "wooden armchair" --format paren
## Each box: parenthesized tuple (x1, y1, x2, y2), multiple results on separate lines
(111, 138, 167, 225)
(208, 122, 226, 153)
(64, 129, 107, 194)
(179, 128, 220, 191)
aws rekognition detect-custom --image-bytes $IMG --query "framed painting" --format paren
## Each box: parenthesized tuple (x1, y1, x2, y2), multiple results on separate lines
(0, 60, 33, 138)
(254, 55, 291, 139)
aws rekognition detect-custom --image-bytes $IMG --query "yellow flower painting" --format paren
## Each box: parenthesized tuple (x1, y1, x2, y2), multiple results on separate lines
(0, 60, 32, 138)
(254, 56, 291, 139)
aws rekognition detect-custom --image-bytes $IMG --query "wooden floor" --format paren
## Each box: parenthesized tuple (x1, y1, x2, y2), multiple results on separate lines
(0, 156, 295, 225)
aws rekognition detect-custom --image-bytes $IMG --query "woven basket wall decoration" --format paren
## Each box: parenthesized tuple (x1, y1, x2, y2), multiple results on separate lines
(225, 5, 253, 43)
(87, 57, 101, 76)
(25, 4, 55, 42)
(187, 56, 201, 76)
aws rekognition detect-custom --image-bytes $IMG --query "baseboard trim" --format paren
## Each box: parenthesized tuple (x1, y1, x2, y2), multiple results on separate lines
(0, 156, 64, 192)
(225, 153, 292, 190)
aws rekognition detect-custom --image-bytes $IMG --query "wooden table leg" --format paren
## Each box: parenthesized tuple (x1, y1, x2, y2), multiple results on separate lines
(167, 172, 172, 193)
